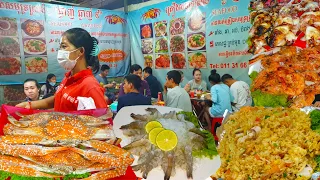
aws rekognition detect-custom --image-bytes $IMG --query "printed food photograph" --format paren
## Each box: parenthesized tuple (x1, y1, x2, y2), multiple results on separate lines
(188, 12, 205, 32)
(141, 39, 153, 54)
(0, 57, 21, 75)
(154, 20, 167, 37)
(4, 86, 24, 101)
(0, 17, 18, 36)
(171, 53, 186, 69)
(155, 38, 168, 53)
(23, 38, 47, 55)
(187, 32, 206, 51)
(140, 23, 153, 39)
(170, 35, 185, 52)
(169, 17, 185, 35)
(25, 56, 48, 74)
(188, 51, 207, 69)
(4, 85, 25, 101)
(21, 19, 45, 37)
(144, 54, 153, 68)
(0, 37, 20, 56)
(155, 54, 170, 69)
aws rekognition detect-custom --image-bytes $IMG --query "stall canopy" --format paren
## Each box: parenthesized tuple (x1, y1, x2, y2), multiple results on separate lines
(37, 0, 153, 10)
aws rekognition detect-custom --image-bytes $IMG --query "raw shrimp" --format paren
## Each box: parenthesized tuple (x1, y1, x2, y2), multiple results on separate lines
(121, 108, 210, 179)
(122, 138, 151, 156)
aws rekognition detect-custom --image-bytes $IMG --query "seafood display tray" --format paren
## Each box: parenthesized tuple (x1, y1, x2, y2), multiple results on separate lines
(113, 105, 221, 180)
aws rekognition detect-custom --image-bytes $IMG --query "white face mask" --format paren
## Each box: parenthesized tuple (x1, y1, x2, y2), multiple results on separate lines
(57, 49, 80, 71)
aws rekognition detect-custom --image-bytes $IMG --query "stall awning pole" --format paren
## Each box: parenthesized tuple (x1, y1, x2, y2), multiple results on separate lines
(124, 0, 128, 13)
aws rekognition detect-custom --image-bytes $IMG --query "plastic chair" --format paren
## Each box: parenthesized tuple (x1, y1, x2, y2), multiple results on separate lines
(211, 117, 223, 141)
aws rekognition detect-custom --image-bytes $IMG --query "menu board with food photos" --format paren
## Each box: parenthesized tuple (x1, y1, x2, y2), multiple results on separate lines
(0, 1, 130, 84)
(128, 0, 252, 85)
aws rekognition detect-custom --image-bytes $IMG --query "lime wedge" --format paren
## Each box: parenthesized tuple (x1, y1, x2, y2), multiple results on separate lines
(145, 121, 162, 133)
(148, 127, 164, 145)
(156, 130, 178, 151)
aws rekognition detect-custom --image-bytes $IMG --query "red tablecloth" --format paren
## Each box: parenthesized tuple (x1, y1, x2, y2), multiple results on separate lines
(0, 105, 137, 180)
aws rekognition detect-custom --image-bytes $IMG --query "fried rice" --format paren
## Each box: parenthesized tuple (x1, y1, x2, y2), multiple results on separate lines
(217, 107, 320, 180)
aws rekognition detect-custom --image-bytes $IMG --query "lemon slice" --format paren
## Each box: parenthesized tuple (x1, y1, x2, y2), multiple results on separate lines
(148, 127, 164, 145)
(156, 130, 178, 151)
(145, 121, 162, 133)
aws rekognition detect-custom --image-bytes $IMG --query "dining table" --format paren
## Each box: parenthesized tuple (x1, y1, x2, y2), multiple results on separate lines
(190, 95, 213, 130)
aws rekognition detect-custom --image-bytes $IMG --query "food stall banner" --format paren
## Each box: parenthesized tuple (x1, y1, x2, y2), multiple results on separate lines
(0, 0, 130, 85)
(128, 0, 252, 86)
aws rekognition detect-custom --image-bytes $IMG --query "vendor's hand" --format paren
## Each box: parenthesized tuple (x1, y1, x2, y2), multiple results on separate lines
(109, 83, 115, 88)
(15, 102, 30, 109)
(314, 101, 320, 107)
(184, 83, 191, 92)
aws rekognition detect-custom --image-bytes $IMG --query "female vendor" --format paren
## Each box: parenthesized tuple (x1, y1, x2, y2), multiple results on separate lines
(16, 28, 107, 111)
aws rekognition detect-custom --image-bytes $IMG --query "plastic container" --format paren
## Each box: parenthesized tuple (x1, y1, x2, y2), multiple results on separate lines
(110, 101, 118, 113)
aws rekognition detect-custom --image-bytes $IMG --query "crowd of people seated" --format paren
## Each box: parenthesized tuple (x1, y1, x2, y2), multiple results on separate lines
(20, 64, 252, 131)
(21, 64, 252, 124)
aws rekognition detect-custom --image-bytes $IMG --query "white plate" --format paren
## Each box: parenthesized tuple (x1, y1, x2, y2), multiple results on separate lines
(188, 52, 207, 69)
(187, 34, 206, 50)
(141, 39, 153, 54)
(113, 105, 221, 180)
(248, 59, 263, 75)
(170, 35, 185, 52)
(24, 39, 47, 55)
(25, 56, 48, 74)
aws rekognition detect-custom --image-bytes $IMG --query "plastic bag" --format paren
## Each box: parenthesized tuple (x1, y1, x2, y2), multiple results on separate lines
(77, 97, 96, 110)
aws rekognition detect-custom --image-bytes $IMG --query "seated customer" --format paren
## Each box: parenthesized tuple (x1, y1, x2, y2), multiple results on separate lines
(119, 64, 151, 98)
(221, 74, 252, 111)
(163, 70, 192, 112)
(41, 74, 58, 99)
(143, 67, 163, 99)
(185, 68, 207, 92)
(95, 64, 116, 102)
(203, 70, 233, 131)
(117, 74, 151, 112)
(24, 79, 40, 101)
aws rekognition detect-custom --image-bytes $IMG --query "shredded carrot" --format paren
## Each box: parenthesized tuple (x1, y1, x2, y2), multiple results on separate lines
(254, 154, 261, 160)
(284, 163, 292, 167)
(268, 165, 280, 174)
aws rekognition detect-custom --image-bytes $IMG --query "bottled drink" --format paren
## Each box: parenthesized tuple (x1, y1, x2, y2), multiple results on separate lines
(158, 92, 162, 101)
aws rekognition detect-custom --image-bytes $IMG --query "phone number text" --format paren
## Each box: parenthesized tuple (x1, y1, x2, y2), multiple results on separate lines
(209, 62, 248, 69)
